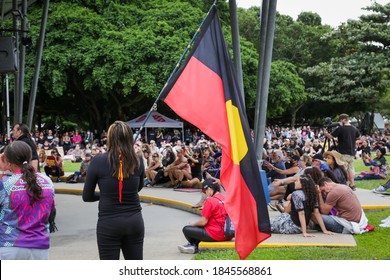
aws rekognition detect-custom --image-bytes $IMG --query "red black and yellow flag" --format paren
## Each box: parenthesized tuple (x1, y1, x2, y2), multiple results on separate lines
(160, 6, 271, 259)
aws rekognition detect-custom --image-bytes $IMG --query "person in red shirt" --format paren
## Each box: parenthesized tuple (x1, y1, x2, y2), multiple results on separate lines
(178, 178, 232, 254)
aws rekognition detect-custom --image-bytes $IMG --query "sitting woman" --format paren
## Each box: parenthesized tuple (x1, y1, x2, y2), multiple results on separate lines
(270, 176, 334, 237)
(44, 149, 64, 181)
(178, 179, 232, 254)
(164, 148, 190, 188)
(323, 150, 348, 185)
(180, 147, 203, 188)
(145, 152, 163, 187)
(266, 155, 302, 201)
(38, 149, 47, 172)
(355, 148, 388, 180)
(201, 146, 216, 171)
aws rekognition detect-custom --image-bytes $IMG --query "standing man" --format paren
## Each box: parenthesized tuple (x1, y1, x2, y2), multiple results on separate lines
(324, 114, 360, 190)
(12, 123, 39, 171)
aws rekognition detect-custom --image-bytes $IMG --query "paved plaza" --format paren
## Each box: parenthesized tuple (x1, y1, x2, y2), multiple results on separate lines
(50, 181, 390, 260)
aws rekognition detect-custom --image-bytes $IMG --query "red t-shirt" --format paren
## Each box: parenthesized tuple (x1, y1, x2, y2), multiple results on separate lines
(202, 193, 232, 241)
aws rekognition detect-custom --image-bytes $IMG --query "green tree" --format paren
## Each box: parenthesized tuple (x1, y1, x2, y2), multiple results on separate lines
(303, 2, 390, 117)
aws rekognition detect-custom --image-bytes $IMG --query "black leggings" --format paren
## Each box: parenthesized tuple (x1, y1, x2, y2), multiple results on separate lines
(97, 212, 144, 260)
(182, 225, 216, 247)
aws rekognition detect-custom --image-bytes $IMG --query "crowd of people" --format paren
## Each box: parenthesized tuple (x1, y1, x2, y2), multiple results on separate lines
(1, 113, 390, 260)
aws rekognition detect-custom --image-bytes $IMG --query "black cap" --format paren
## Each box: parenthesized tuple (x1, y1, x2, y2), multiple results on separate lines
(312, 153, 324, 161)
(202, 178, 220, 192)
(291, 155, 300, 161)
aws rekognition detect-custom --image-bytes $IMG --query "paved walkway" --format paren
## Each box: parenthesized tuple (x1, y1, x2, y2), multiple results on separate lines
(52, 180, 390, 260)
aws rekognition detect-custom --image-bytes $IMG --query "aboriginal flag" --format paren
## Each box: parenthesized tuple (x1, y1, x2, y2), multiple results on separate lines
(160, 6, 271, 259)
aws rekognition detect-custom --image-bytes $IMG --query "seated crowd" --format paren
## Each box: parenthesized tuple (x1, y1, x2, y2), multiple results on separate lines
(2, 123, 388, 248)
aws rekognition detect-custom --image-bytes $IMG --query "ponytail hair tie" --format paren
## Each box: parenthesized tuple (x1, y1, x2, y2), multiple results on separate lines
(23, 161, 28, 165)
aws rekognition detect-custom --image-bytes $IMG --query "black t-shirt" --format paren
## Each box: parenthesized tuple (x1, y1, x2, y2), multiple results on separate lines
(290, 189, 315, 227)
(82, 154, 145, 218)
(189, 157, 202, 175)
(17, 134, 38, 161)
(331, 125, 360, 156)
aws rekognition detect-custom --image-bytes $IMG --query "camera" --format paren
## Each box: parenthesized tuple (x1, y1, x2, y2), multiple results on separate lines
(324, 117, 341, 132)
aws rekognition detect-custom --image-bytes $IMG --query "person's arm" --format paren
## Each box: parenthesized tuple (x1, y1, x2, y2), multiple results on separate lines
(312, 208, 335, 235)
(267, 163, 299, 175)
(298, 210, 315, 237)
(273, 176, 298, 187)
(138, 158, 145, 192)
(317, 190, 333, 215)
(191, 216, 209, 227)
(186, 152, 199, 163)
(82, 157, 100, 202)
(323, 128, 334, 140)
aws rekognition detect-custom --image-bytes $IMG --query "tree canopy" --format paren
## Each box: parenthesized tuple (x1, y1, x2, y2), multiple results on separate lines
(2, 0, 389, 130)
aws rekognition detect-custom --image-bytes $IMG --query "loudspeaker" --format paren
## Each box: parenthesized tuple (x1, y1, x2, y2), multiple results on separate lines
(0, 37, 18, 74)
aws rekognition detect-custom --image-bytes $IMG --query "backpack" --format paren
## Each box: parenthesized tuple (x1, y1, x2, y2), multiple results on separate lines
(223, 214, 235, 238)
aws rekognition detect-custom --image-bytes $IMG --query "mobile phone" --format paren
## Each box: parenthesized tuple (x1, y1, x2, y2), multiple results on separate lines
(263, 160, 269, 165)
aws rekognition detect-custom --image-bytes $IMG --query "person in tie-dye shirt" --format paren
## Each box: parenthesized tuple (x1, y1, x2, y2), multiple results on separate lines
(0, 141, 55, 260)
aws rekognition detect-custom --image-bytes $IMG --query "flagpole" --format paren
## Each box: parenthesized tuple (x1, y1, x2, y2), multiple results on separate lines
(229, 0, 245, 109)
(133, 0, 218, 142)
(254, 0, 277, 167)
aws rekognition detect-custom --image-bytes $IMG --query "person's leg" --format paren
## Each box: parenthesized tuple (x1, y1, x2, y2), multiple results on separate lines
(44, 166, 51, 177)
(342, 154, 355, 188)
(150, 170, 157, 181)
(176, 170, 184, 182)
(121, 212, 145, 260)
(0, 247, 48, 260)
(168, 170, 175, 185)
(182, 225, 215, 247)
(320, 215, 344, 233)
(355, 174, 382, 180)
(269, 186, 285, 201)
(96, 217, 122, 260)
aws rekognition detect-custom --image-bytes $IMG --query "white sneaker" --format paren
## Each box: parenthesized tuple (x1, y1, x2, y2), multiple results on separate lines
(373, 186, 387, 194)
(379, 222, 390, 228)
(177, 243, 197, 254)
(381, 216, 390, 223)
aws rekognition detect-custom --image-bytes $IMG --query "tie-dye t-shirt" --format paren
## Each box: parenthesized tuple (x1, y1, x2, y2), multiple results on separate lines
(0, 173, 55, 249)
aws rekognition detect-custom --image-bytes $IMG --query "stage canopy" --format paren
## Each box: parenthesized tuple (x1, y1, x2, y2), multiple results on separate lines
(126, 111, 183, 142)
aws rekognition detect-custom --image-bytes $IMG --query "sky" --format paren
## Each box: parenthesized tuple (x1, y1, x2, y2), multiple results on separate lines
(235, 0, 388, 27)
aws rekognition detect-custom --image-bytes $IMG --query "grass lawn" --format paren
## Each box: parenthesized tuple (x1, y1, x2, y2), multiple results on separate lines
(62, 161, 81, 173)
(194, 210, 390, 260)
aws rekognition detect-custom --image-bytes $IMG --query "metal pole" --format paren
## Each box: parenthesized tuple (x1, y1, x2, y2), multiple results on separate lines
(229, 0, 245, 109)
(27, 0, 50, 130)
(254, 0, 277, 166)
(6, 74, 10, 138)
(12, 0, 20, 123)
(254, 0, 270, 165)
(17, 0, 28, 122)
